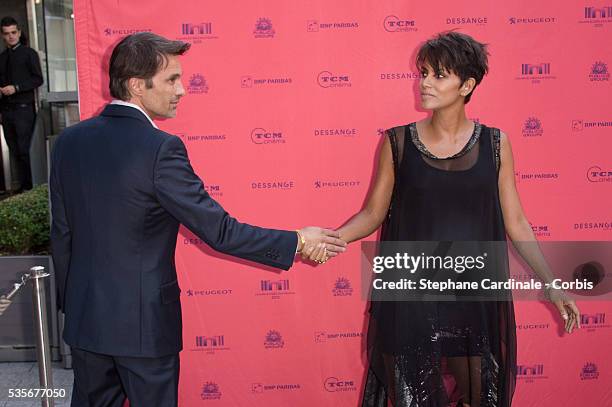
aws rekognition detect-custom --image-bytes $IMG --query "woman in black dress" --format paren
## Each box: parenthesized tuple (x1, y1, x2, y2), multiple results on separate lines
(307, 32, 580, 406)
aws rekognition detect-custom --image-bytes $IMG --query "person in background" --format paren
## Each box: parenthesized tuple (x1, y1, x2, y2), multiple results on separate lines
(0, 16, 43, 193)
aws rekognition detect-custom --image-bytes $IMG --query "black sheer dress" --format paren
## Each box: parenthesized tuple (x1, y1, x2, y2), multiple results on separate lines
(361, 122, 517, 407)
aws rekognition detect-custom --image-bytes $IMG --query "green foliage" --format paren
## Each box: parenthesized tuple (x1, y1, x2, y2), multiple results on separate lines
(0, 185, 50, 255)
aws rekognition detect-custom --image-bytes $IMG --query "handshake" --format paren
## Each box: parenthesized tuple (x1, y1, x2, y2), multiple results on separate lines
(295, 227, 347, 265)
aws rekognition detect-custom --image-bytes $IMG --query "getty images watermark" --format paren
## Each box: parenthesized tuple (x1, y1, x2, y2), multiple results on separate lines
(360, 241, 611, 301)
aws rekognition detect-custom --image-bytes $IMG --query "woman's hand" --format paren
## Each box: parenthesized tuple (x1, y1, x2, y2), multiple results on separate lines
(547, 288, 580, 334)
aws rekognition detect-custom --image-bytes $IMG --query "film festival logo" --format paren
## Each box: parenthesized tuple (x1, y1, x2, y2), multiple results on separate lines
(383, 15, 417, 32)
(103, 28, 152, 37)
(517, 364, 547, 383)
(187, 73, 209, 94)
(521, 117, 544, 137)
(264, 330, 285, 349)
(517, 63, 555, 83)
(240, 75, 292, 88)
(256, 279, 295, 298)
(251, 383, 301, 393)
(332, 277, 354, 296)
(318, 71, 352, 88)
(446, 16, 488, 26)
(324, 377, 357, 392)
(587, 166, 612, 183)
(253, 18, 275, 38)
(201, 382, 222, 400)
(178, 22, 218, 42)
(580, 6, 612, 25)
(194, 335, 230, 353)
(580, 363, 600, 380)
(589, 61, 610, 81)
(250, 128, 286, 144)
(307, 20, 359, 32)
(581, 313, 609, 331)
(508, 16, 557, 24)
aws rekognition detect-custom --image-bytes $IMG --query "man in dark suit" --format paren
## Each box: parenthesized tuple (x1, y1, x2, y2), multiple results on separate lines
(50, 32, 345, 407)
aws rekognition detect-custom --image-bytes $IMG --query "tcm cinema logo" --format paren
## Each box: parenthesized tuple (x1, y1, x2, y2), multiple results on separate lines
(587, 166, 612, 183)
(580, 363, 600, 380)
(571, 119, 612, 131)
(522, 117, 544, 137)
(184, 288, 233, 297)
(332, 277, 353, 296)
(315, 331, 362, 343)
(253, 18, 275, 38)
(250, 128, 286, 144)
(589, 61, 610, 81)
(324, 377, 356, 392)
(187, 74, 209, 94)
(201, 382, 222, 400)
(446, 16, 488, 26)
(256, 279, 295, 298)
(241, 76, 292, 88)
(317, 71, 351, 88)
(581, 313, 609, 331)
(251, 180, 295, 190)
(579, 6, 612, 26)
(103, 28, 152, 37)
(516, 63, 555, 83)
(379, 72, 420, 80)
(307, 20, 359, 32)
(383, 16, 417, 32)
(251, 383, 301, 393)
(517, 364, 548, 383)
(204, 184, 223, 198)
(178, 22, 218, 42)
(529, 224, 551, 238)
(193, 335, 230, 353)
(314, 128, 357, 137)
(314, 180, 360, 189)
(508, 16, 557, 24)
(264, 330, 284, 349)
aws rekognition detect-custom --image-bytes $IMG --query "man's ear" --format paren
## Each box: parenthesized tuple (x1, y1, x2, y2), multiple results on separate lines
(128, 77, 146, 98)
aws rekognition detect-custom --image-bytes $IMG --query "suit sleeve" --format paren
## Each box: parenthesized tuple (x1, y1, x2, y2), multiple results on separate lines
(153, 135, 297, 270)
(50, 135, 71, 311)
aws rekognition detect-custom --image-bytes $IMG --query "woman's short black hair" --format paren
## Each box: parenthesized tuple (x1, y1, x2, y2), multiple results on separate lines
(416, 31, 489, 104)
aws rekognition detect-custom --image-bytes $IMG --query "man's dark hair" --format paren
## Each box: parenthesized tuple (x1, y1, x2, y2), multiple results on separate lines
(109, 32, 191, 101)
(416, 31, 489, 104)
(0, 16, 19, 30)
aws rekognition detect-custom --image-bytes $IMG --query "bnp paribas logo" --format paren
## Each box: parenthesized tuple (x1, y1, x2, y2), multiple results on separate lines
(254, 18, 275, 38)
(589, 61, 610, 81)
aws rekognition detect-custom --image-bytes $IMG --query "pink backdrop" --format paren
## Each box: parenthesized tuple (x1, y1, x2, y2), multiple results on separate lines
(73, 1, 612, 405)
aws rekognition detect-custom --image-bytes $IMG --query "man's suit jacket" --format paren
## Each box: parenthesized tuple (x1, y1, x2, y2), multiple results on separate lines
(50, 104, 297, 357)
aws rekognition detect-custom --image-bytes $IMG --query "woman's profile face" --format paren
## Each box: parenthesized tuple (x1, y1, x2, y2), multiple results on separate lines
(419, 64, 465, 111)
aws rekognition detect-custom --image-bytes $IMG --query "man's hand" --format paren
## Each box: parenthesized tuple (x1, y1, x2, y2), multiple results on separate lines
(297, 227, 346, 263)
(0, 85, 16, 96)
(0, 296, 11, 316)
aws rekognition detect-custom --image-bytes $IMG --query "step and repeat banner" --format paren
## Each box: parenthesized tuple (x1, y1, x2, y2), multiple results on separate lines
(73, 1, 611, 405)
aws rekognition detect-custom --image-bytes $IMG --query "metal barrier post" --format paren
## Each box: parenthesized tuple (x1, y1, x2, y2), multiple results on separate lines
(29, 266, 54, 407)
